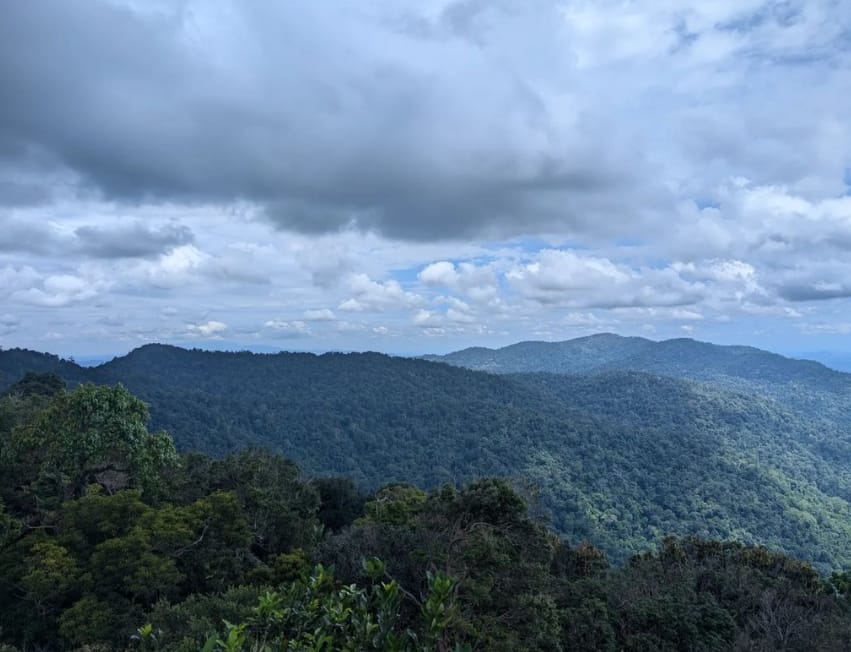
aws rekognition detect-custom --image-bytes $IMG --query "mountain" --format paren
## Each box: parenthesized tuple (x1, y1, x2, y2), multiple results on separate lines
(795, 351, 851, 373)
(425, 334, 656, 374)
(425, 333, 845, 386)
(426, 333, 851, 426)
(3, 342, 851, 571)
(0, 348, 91, 389)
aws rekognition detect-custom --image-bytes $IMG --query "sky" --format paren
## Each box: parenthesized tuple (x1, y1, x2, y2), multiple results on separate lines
(1, 0, 851, 358)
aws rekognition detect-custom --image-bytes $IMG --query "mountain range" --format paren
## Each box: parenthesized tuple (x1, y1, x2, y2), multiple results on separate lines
(426, 333, 851, 427)
(2, 334, 851, 571)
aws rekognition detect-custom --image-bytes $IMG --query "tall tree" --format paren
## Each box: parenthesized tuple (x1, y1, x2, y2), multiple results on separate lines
(5, 383, 177, 505)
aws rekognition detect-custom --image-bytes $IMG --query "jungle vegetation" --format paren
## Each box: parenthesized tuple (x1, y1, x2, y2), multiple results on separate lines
(1, 374, 851, 650)
(3, 344, 851, 571)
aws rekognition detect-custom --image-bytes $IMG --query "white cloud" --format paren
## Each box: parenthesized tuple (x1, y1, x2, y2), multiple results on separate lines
(303, 308, 335, 321)
(263, 320, 311, 337)
(507, 249, 703, 309)
(419, 261, 459, 286)
(446, 308, 477, 324)
(671, 309, 704, 321)
(419, 260, 501, 307)
(338, 298, 367, 312)
(413, 309, 438, 326)
(0, 265, 42, 297)
(562, 312, 611, 328)
(187, 320, 228, 337)
(4, 268, 105, 307)
(338, 273, 424, 313)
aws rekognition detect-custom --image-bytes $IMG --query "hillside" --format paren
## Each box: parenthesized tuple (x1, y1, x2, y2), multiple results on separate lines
(0, 348, 91, 389)
(3, 343, 851, 570)
(426, 333, 848, 387)
(4, 381, 849, 650)
(798, 351, 851, 373)
(427, 333, 851, 426)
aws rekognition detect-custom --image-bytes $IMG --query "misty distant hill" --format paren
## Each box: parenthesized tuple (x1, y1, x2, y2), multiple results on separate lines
(795, 351, 851, 373)
(4, 341, 851, 570)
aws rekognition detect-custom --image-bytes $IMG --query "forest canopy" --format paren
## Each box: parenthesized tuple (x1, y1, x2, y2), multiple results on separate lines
(4, 345, 851, 572)
(1, 374, 850, 651)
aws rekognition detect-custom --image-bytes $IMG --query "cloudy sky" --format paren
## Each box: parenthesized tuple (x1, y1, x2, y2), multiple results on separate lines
(1, 0, 851, 357)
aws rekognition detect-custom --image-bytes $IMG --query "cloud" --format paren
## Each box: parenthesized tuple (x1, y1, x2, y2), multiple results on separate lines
(564, 311, 605, 324)
(777, 272, 851, 302)
(295, 239, 355, 288)
(0, 216, 193, 259)
(134, 245, 208, 288)
(12, 274, 102, 307)
(446, 307, 477, 324)
(0, 264, 107, 307)
(0, 265, 43, 297)
(799, 322, 851, 335)
(507, 249, 704, 309)
(74, 221, 193, 258)
(186, 320, 228, 337)
(413, 309, 439, 326)
(0, 1, 673, 241)
(1, 1, 850, 355)
(670, 181, 851, 261)
(303, 308, 335, 321)
(673, 259, 766, 304)
(419, 261, 459, 286)
(419, 260, 502, 307)
(114, 240, 272, 291)
(338, 273, 423, 312)
(0, 220, 58, 254)
(263, 320, 311, 338)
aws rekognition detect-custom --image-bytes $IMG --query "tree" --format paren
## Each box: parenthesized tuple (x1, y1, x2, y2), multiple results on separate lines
(6, 383, 178, 503)
(141, 560, 462, 652)
(5, 372, 65, 399)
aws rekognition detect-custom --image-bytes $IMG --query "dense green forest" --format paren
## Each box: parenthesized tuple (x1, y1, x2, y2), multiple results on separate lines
(2, 375, 851, 651)
(426, 333, 851, 427)
(3, 344, 851, 572)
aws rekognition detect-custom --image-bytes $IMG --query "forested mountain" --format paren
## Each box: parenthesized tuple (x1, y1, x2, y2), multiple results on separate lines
(2, 378, 851, 651)
(426, 333, 851, 426)
(797, 350, 851, 373)
(3, 343, 851, 575)
(426, 334, 844, 386)
(0, 348, 91, 389)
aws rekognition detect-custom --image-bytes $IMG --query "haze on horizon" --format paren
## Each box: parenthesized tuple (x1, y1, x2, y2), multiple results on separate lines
(2, 1, 851, 358)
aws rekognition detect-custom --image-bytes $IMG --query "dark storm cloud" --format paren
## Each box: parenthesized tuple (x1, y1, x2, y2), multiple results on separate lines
(74, 222, 194, 258)
(0, 220, 56, 255)
(778, 282, 851, 302)
(0, 215, 193, 259)
(774, 258, 851, 301)
(0, 180, 53, 207)
(0, 1, 657, 241)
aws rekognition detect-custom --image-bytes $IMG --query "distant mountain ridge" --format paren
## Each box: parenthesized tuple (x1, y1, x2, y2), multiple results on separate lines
(426, 333, 851, 426)
(796, 351, 851, 373)
(426, 333, 844, 382)
(4, 340, 851, 571)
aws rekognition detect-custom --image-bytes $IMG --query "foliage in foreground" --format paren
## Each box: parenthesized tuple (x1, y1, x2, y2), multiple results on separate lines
(136, 561, 460, 652)
(0, 374, 850, 651)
